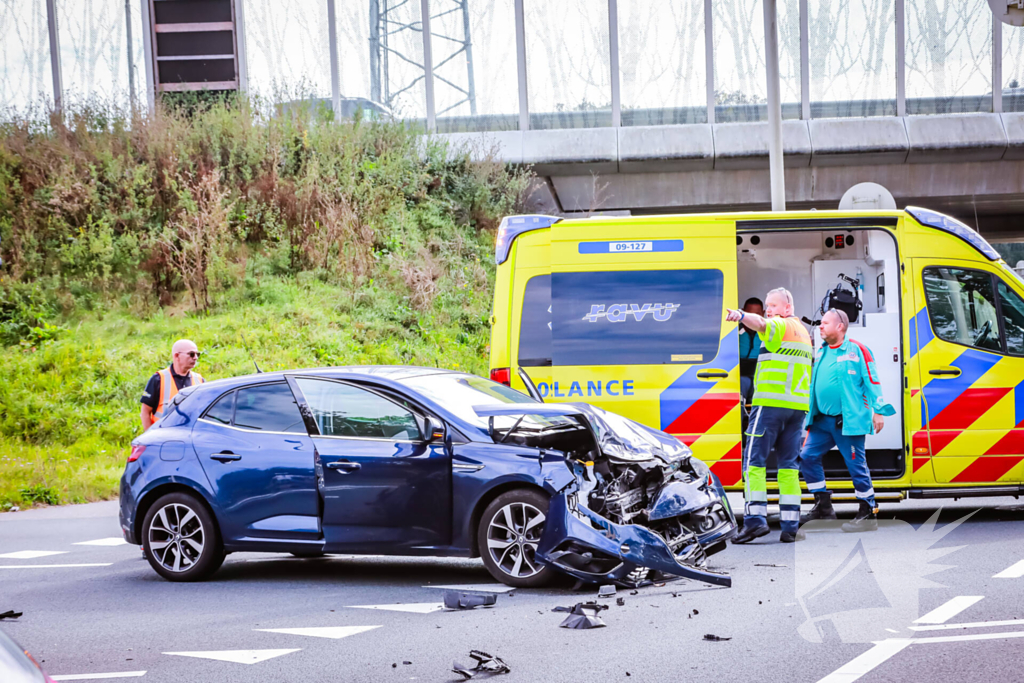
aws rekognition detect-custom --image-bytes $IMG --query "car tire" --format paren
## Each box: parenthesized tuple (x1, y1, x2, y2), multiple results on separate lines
(477, 489, 556, 588)
(142, 492, 224, 582)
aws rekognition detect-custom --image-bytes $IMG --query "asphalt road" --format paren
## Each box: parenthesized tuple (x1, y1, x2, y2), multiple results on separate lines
(1, 494, 1022, 683)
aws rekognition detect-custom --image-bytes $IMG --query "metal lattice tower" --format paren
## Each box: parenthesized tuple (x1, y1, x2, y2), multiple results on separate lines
(369, 0, 477, 115)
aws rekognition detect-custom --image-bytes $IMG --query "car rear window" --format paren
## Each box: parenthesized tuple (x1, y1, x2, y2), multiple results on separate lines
(551, 269, 724, 366)
(518, 274, 551, 367)
(233, 383, 306, 433)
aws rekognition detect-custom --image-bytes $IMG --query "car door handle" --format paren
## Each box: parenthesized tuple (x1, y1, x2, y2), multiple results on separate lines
(696, 369, 729, 379)
(210, 452, 242, 462)
(325, 461, 361, 472)
(929, 368, 962, 377)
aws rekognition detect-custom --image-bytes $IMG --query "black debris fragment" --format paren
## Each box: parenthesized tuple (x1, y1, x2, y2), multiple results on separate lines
(754, 563, 788, 568)
(403, 661, 412, 665)
(392, 663, 397, 668)
(0, 610, 22, 620)
(671, 592, 680, 598)
(692, 609, 699, 615)
(629, 590, 639, 595)
(452, 650, 511, 680)
(703, 634, 732, 642)
(558, 602, 609, 629)
(616, 597, 625, 607)
(598, 585, 616, 599)
(444, 591, 497, 610)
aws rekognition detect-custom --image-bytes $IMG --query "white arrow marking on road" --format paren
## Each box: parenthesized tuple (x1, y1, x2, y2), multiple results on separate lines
(51, 672, 146, 681)
(914, 596, 984, 624)
(0, 550, 68, 559)
(910, 618, 1024, 632)
(254, 626, 381, 639)
(0, 563, 111, 569)
(993, 559, 1024, 579)
(163, 649, 301, 665)
(74, 537, 129, 547)
(349, 603, 445, 614)
(424, 584, 517, 593)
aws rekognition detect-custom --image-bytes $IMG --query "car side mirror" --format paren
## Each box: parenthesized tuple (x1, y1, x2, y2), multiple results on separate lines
(425, 416, 446, 443)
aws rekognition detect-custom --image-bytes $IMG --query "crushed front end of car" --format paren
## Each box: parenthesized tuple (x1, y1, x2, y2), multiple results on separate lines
(475, 403, 736, 588)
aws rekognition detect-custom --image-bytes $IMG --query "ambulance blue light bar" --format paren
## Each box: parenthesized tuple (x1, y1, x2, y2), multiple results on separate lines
(495, 215, 561, 265)
(906, 206, 1000, 261)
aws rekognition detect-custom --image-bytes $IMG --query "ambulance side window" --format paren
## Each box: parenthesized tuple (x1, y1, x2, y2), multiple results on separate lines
(518, 275, 552, 367)
(997, 279, 1024, 356)
(922, 267, 1001, 353)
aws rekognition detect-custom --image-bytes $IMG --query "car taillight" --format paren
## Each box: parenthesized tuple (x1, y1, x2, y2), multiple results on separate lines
(490, 367, 511, 386)
(128, 444, 146, 462)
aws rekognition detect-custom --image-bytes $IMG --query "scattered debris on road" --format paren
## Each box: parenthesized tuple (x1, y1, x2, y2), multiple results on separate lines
(452, 650, 511, 679)
(616, 597, 625, 606)
(598, 585, 616, 598)
(443, 591, 497, 610)
(703, 634, 732, 642)
(0, 610, 22, 620)
(753, 563, 788, 568)
(558, 602, 608, 629)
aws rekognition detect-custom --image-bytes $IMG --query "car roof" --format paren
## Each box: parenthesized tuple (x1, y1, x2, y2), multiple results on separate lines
(188, 365, 461, 393)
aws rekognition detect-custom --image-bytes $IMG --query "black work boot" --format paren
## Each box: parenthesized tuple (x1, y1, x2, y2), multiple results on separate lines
(800, 491, 838, 525)
(780, 530, 805, 543)
(732, 523, 770, 544)
(842, 501, 879, 533)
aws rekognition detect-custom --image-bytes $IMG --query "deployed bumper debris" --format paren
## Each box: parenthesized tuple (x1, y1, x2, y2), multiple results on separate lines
(443, 591, 497, 610)
(557, 602, 608, 629)
(452, 650, 511, 680)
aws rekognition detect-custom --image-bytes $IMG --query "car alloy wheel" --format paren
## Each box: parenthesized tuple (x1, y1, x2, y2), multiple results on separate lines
(148, 502, 205, 573)
(486, 501, 545, 580)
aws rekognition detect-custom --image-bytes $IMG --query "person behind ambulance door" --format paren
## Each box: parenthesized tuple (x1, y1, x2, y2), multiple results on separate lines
(726, 287, 813, 544)
(799, 308, 895, 533)
(738, 297, 764, 407)
(140, 339, 205, 431)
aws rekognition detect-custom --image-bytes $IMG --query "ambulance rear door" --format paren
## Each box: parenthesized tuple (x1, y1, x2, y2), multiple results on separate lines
(546, 217, 743, 488)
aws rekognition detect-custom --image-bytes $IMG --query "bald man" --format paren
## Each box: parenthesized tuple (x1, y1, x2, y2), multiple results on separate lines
(140, 339, 205, 431)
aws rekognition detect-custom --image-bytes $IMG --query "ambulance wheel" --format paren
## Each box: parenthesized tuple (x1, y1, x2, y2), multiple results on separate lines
(478, 489, 556, 588)
(142, 492, 224, 582)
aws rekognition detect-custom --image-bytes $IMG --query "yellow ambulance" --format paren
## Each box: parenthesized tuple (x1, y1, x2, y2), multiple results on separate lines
(488, 209, 1024, 501)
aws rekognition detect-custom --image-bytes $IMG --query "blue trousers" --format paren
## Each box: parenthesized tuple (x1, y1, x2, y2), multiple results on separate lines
(744, 405, 805, 534)
(799, 416, 876, 508)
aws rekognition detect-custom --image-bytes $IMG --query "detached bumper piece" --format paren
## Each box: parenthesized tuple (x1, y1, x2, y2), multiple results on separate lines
(536, 492, 732, 588)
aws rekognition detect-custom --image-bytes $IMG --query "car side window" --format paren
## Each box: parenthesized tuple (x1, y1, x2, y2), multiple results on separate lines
(204, 391, 235, 425)
(998, 279, 1024, 356)
(233, 383, 306, 433)
(922, 266, 1001, 353)
(295, 378, 422, 441)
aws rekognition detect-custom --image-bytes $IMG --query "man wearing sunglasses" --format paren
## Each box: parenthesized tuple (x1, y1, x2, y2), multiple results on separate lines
(140, 339, 206, 431)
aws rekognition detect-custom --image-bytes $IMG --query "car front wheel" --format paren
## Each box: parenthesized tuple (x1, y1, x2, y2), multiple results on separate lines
(477, 489, 556, 588)
(142, 492, 224, 582)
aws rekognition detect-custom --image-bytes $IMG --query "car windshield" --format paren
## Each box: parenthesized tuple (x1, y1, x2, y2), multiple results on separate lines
(401, 373, 576, 437)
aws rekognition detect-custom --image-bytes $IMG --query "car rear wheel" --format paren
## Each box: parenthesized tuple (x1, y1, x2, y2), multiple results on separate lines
(142, 492, 224, 582)
(477, 489, 556, 588)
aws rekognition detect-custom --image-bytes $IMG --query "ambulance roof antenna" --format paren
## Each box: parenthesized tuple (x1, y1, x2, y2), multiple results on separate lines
(239, 329, 263, 373)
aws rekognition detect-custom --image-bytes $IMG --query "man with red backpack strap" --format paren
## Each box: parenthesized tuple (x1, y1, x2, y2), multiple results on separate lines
(799, 308, 895, 533)
(140, 339, 205, 431)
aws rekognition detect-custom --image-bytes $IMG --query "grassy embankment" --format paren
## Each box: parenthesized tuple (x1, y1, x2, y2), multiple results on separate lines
(0, 98, 530, 509)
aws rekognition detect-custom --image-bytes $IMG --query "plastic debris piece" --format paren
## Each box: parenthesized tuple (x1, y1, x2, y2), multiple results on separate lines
(452, 650, 511, 679)
(444, 591, 497, 610)
(558, 602, 608, 629)
(403, 661, 412, 665)
(597, 585, 616, 599)
(692, 609, 699, 615)
(703, 634, 732, 642)
(616, 597, 625, 607)
(754, 563, 788, 568)
(629, 590, 639, 595)
(0, 610, 22, 620)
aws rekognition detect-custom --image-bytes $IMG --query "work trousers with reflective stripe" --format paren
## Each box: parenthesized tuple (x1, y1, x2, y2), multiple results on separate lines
(743, 406, 806, 534)
(799, 415, 876, 508)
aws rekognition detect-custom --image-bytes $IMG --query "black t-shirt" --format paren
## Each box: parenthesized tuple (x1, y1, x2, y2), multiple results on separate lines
(141, 366, 195, 410)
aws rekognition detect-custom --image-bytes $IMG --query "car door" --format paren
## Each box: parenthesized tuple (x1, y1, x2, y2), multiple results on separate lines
(191, 382, 319, 544)
(913, 260, 1024, 485)
(287, 376, 452, 552)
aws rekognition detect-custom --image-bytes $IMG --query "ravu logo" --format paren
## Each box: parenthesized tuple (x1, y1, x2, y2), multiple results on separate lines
(583, 303, 681, 323)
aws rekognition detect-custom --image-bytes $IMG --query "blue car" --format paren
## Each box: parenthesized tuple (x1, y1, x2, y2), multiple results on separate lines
(120, 367, 735, 587)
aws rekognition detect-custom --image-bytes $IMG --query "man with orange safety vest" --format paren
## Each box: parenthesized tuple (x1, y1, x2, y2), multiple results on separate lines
(140, 339, 205, 431)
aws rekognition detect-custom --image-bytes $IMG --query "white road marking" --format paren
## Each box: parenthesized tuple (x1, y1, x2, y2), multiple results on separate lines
(163, 649, 301, 664)
(910, 618, 1024, 632)
(349, 603, 444, 614)
(51, 672, 146, 681)
(0, 563, 112, 569)
(993, 559, 1024, 579)
(254, 626, 381, 640)
(816, 639, 913, 683)
(909, 630, 1024, 644)
(913, 596, 984, 624)
(74, 538, 128, 547)
(424, 584, 516, 593)
(0, 550, 68, 559)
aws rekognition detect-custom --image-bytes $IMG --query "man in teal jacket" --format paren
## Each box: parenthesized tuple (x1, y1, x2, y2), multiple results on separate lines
(800, 308, 895, 533)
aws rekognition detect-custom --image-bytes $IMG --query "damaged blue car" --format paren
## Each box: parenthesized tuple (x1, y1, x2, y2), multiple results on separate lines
(119, 367, 735, 588)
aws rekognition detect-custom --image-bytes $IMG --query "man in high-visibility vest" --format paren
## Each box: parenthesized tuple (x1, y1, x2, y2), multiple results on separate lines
(726, 287, 813, 544)
(140, 339, 205, 431)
